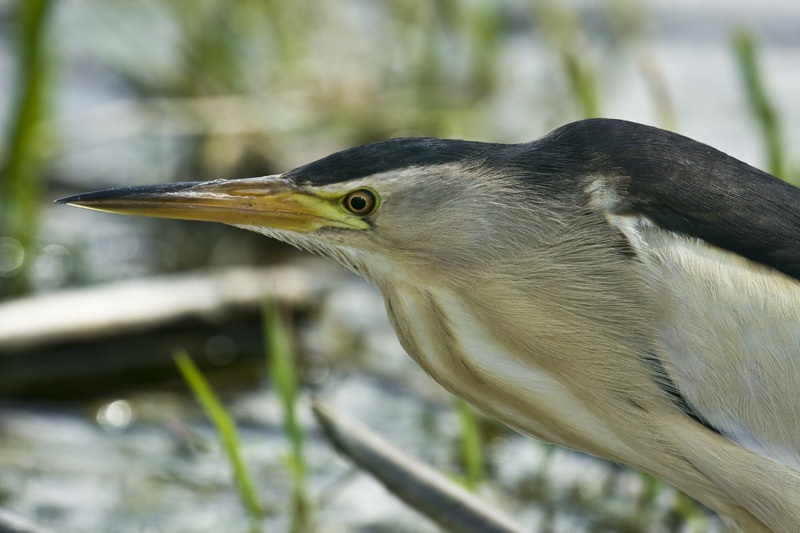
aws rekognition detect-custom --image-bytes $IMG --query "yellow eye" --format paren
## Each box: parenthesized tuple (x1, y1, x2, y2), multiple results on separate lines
(344, 189, 377, 216)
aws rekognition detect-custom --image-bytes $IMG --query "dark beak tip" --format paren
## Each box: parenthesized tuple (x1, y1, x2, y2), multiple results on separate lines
(54, 181, 210, 208)
(54, 191, 106, 206)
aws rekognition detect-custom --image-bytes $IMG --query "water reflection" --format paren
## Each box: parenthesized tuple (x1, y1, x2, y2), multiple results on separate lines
(92, 225, 141, 263)
(0, 237, 25, 277)
(486, 436, 511, 463)
(32, 244, 72, 289)
(204, 335, 238, 366)
(96, 399, 136, 430)
(301, 355, 330, 386)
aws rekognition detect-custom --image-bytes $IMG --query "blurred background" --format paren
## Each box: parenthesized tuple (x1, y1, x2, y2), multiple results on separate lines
(0, 0, 798, 531)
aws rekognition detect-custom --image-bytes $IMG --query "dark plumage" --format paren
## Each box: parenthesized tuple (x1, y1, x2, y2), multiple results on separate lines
(545, 119, 800, 281)
(284, 137, 496, 186)
(284, 118, 800, 280)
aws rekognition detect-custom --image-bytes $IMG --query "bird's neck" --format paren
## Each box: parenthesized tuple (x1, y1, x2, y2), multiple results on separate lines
(377, 261, 663, 456)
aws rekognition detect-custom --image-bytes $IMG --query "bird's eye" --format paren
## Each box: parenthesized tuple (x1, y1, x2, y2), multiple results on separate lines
(344, 189, 377, 216)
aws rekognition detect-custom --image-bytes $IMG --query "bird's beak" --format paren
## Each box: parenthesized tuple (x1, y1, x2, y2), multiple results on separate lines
(56, 175, 369, 232)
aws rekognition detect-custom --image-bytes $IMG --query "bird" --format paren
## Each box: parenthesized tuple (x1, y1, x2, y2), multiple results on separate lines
(58, 118, 800, 532)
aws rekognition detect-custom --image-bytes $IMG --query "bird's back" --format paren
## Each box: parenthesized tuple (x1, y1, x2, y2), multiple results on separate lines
(532, 119, 800, 531)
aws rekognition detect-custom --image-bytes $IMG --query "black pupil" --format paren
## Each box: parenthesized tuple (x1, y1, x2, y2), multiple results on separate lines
(350, 195, 368, 212)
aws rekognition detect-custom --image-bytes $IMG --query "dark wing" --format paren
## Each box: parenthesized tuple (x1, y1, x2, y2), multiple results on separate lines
(546, 118, 800, 281)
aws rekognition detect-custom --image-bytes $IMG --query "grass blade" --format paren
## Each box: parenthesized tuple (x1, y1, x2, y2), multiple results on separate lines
(563, 49, 600, 119)
(173, 349, 263, 523)
(1, 0, 56, 294)
(263, 301, 310, 532)
(455, 398, 485, 490)
(263, 301, 306, 481)
(733, 28, 785, 180)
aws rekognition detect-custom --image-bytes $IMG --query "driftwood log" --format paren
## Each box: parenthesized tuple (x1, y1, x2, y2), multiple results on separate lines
(0, 263, 344, 398)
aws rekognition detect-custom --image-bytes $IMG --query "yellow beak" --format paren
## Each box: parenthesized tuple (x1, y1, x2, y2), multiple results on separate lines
(56, 176, 370, 232)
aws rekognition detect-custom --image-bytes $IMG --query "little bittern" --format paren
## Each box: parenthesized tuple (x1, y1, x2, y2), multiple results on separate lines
(59, 119, 800, 532)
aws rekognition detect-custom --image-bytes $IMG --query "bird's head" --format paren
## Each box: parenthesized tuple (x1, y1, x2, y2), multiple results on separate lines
(58, 137, 568, 285)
